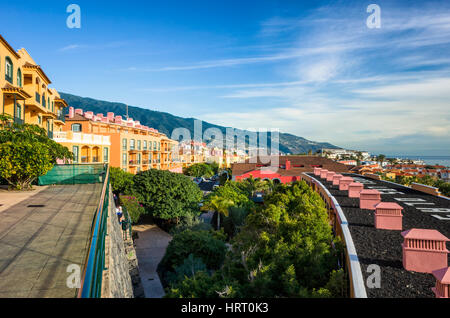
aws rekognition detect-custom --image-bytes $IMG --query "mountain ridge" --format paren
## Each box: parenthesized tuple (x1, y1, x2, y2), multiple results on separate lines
(59, 92, 339, 154)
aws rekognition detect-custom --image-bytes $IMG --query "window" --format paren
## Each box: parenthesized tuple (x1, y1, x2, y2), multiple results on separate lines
(137, 140, 141, 150)
(138, 153, 141, 164)
(5, 57, 13, 83)
(38, 115, 42, 125)
(71, 124, 82, 132)
(17, 68, 22, 87)
(122, 153, 127, 165)
(73, 146, 79, 163)
(42, 94, 46, 107)
(130, 139, 135, 150)
(158, 142, 161, 151)
(143, 140, 147, 150)
(122, 138, 127, 150)
(103, 147, 109, 163)
(153, 141, 157, 150)
(16, 104, 21, 119)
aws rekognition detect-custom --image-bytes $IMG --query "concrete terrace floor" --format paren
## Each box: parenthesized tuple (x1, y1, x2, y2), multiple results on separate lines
(133, 224, 172, 298)
(0, 183, 103, 298)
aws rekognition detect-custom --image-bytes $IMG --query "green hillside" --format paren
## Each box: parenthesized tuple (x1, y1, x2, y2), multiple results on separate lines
(60, 92, 339, 154)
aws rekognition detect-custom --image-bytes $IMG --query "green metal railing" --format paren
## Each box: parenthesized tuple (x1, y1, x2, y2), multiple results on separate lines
(78, 165, 110, 298)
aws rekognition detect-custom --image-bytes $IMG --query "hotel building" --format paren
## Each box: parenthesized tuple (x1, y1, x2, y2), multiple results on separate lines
(64, 107, 180, 173)
(0, 34, 68, 136)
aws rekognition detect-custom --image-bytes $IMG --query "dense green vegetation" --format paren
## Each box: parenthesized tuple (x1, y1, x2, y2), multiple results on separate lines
(380, 173, 450, 197)
(133, 169, 203, 222)
(60, 92, 339, 154)
(183, 162, 219, 178)
(0, 114, 73, 190)
(110, 167, 134, 195)
(161, 179, 346, 298)
(111, 168, 203, 224)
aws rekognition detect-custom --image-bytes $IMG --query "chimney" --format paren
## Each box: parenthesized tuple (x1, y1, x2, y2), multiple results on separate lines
(285, 160, 291, 170)
(402, 229, 449, 273)
(68, 107, 74, 118)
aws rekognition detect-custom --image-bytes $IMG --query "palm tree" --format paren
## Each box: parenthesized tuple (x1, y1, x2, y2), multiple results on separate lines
(201, 196, 234, 230)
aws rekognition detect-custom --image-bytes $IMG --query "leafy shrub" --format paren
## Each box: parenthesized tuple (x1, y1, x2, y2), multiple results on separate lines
(170, 211, 212, 235)
(165, 254, 207, 285)
(110, 167, 134, 195)
(120, 195, 145, 224)
(132, 169, 203, 221)
(159, 230, 227, 272)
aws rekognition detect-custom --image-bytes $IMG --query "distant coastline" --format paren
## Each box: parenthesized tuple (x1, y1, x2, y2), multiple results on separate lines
(386, 155, 450, 167)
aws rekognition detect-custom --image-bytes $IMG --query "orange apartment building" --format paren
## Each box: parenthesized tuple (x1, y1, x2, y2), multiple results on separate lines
(63, 107, 179, 173)
(1, 34, 68, 136)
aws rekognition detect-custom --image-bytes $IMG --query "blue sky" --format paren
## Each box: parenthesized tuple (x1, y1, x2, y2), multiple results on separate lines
(2, 0, 450, 155)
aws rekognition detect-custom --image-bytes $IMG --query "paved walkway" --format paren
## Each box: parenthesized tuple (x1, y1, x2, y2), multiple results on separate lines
(0, 183, 103, 298)
(133, 224, 172, 298)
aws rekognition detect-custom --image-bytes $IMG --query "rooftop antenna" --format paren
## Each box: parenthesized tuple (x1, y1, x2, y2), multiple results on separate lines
(121, 104, 129, 120)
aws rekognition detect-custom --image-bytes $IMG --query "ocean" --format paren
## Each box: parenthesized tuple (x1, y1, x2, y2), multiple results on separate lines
(386, 155, 450, 167)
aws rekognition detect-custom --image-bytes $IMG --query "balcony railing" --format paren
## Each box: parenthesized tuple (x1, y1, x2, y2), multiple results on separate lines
(14, 117, 24, 125)
(81, 156, 89, 163)
(92, 157, 99, 163)
(56, 112, 65, 122)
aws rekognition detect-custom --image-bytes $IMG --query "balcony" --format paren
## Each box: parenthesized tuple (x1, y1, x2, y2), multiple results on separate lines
(14, 117, 24, 125)
(142, 160, 149, 165)
(129, 160, 139, 166)
(52, 131, 111, 146)
(55, 112, 65, 123)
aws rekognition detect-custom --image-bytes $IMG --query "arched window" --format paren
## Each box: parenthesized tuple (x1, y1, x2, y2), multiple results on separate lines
(17, 68, 22, 87)
(71, 123, 82, 132)
(5, 57, 13, 84)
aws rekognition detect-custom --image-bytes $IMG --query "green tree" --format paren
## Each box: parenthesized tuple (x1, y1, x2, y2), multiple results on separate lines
(132, 169, 203, 222)
(110, 167, 134, 195)
(201, 195, 234, 230)
(183, 163, 214, 178)
(158, 229, 227, 286)
(0, 115, 73, 190)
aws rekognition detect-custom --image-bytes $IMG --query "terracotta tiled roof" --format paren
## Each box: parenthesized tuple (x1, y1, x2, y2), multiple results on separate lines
(65, 113, 89, 121)
(232, 156, 351, 177)
(2, 83, 32, 99)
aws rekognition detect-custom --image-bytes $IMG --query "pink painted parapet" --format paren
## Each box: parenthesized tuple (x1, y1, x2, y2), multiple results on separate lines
(374, 202, 403, 230)
(320, 169, 329, 179)
(359, 189, 381, 210)
(326, 171, 336, 182)
(348, 182, 364, 198)
(401, 229, 449, 274)
(314, 167, 322, 176)
(332, 174, 343, 186)
(339, 177, 353, 191)
(432, 267, 450, 298)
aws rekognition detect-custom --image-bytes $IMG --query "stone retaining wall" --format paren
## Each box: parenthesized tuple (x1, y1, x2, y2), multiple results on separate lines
(101, 191, 135, 298)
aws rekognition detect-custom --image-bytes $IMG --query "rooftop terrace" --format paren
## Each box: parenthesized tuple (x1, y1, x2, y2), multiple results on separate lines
(304, 172, 450, 298)
(0, 183, 102, 297)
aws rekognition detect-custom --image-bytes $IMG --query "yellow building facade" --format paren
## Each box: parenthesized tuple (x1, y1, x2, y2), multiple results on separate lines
(0, 35, 68, 136)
